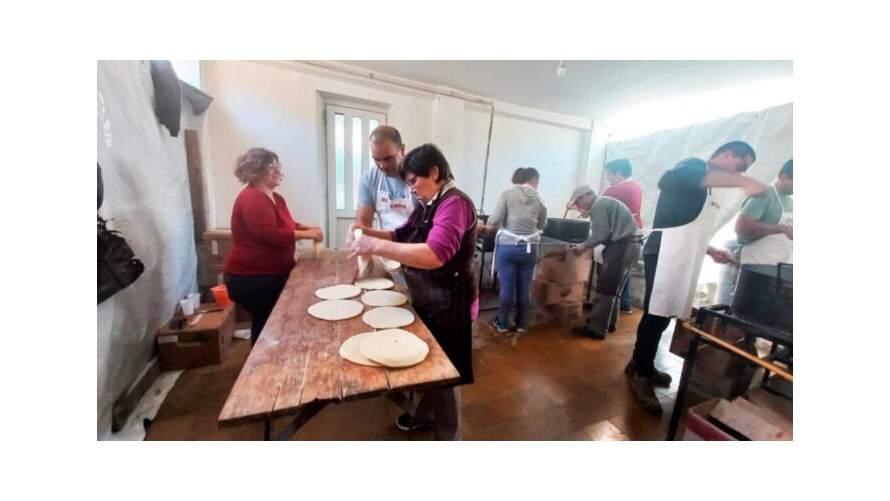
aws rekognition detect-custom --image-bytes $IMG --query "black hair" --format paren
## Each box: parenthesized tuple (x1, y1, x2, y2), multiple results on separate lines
(369, 125, 403, 147)
(511, 167, 540, 184)
(400, 143, 453, 182)
(779, 159, 793, 179)
(605, 158, 632, 177)
(710, 141, 757, 165)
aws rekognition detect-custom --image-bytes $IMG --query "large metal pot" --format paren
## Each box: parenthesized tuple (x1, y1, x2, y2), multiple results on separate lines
(476, 214, 496, 251)
(543, 218, 590, 244)
(731, 263, 793, 334)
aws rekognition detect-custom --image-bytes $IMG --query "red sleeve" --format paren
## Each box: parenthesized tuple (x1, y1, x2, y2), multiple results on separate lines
(238, 190, 295, 247)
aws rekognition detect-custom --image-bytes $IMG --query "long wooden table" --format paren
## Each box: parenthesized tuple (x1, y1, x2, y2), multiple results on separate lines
(218, 249, 460, 440)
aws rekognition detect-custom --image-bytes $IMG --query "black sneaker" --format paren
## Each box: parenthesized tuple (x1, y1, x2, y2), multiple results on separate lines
(572, 326, 606, 340)
(395, 412, 428, 432)
(624, 360, 672, 387)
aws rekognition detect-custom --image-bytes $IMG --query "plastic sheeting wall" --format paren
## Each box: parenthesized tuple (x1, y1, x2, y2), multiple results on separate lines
(97, 61, 198, 439)
(603, 102, 793, 231)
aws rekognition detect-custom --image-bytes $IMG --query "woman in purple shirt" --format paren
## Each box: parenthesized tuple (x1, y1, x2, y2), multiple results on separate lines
(348, 143, 477, 441)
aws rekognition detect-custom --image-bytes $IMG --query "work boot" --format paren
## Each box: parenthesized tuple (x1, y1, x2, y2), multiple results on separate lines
(588, 294, 616, 336)
(572, 325, 606, 340)
(625, 359, 673, 387)
(629, 374, 663, 416)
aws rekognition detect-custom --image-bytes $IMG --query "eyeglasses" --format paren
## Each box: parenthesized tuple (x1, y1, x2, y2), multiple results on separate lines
(268, 163, 284, 177)
(405, 174, 419, 187)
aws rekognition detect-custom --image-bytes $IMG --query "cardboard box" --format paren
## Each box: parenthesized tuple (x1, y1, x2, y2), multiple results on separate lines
(156, 303, 235, 371)
(537, 248, 592, 285)
(542, 302, 584, 324)
(532, 279, 587, 306)
(669, 311, 753, 378)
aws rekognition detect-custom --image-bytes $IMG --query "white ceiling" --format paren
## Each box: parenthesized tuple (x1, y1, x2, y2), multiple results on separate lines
(336, 60, 792, 121)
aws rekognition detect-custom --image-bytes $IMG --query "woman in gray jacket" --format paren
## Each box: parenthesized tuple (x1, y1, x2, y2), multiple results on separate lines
(485, 167, 548, 333)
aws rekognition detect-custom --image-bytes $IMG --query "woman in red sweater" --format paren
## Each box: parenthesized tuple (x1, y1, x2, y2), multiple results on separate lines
(224, 148, 324, 345)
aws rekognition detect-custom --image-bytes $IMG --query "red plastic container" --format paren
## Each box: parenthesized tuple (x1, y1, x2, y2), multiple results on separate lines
(210, 285, 232, 307)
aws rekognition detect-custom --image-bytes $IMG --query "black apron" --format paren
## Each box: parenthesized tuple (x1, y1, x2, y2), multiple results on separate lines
(596, 239, 631, 296)
(395, 186, 478, 385)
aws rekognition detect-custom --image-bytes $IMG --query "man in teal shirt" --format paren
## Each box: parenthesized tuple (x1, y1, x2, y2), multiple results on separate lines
(718, 159, 793, 303)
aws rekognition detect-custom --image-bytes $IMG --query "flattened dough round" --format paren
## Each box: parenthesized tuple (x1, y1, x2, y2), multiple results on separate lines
(315, 283, 362, 300)
(339, 332, 382, 367)
(362, 306, 415, 329)
(308, 299, 364, 321)
(355, 277, 394, 290)
(359, 328, 429, 368)
(361, 290, 409, 307)
(381, 258, 402, 272)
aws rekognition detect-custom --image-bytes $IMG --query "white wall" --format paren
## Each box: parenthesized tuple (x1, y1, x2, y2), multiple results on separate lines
(202, 61, 594, 244)
(203, 61, 435, 244)
(97, 61, 200, 439)
(432, 96, 590, 216)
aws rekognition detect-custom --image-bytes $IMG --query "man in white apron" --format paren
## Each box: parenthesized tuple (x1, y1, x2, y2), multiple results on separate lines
(356, 125, 415, 231)
(356, 126, 415, 290)
(628, 141, 768, 415)
(718, 159, 793, 303)
(568, 185, 642, 340)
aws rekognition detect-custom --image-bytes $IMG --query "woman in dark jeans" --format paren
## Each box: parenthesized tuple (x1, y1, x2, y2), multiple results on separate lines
(223, 148, 323, 345)
(484, 167, 548, 333)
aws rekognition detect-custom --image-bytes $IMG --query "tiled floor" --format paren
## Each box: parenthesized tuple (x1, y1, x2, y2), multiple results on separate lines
(145, 293, 689, 441)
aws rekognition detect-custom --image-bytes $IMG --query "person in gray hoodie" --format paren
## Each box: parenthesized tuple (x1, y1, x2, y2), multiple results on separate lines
(484, 167, 548, 333)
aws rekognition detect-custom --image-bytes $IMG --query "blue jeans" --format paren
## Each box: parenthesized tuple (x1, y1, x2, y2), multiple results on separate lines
(496, 244, 538, 328)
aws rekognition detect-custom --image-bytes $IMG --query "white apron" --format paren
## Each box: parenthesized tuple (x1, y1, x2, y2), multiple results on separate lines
(740, 186, 793, 265)
(491, 228, 541, 278)
(648, 193, 721, 319)
(375, 173, 414, 231)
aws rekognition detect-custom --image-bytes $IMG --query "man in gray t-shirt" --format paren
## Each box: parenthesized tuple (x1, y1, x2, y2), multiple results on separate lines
(356, 125, 414, 231)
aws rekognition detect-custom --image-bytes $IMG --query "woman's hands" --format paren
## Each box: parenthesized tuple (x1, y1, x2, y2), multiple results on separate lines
(296, 226, 324, 242)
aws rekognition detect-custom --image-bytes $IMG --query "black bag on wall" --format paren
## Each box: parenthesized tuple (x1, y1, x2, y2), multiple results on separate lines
(97, 165, 145, 304)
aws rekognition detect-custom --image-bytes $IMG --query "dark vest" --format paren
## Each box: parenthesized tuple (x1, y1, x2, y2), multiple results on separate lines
(395, 186, 478, 307)
(394, 184, 477, 384)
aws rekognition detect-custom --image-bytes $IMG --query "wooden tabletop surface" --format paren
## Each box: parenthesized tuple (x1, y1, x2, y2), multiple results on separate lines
(218, 249, 460, 428)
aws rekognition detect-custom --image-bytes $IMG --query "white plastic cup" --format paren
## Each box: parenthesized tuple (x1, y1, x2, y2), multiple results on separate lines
(187, 293, 201, 310)
(180, 298, 195, 316)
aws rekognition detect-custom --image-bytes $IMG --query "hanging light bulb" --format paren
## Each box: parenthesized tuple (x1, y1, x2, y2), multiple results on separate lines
(556, 60, 567, 77)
